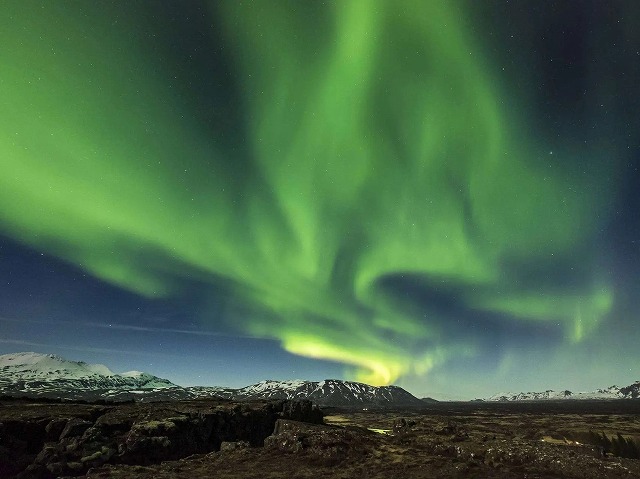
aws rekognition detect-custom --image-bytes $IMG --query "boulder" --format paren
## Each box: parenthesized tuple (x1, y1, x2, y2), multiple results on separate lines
(44, 418, 68, 441)
(59, 418, 93, 439)
(220, 440, 250, 451)
(392, 417, 416, 434)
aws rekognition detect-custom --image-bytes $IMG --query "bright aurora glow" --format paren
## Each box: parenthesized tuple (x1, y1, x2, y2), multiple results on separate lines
(0, 1, 638, 398)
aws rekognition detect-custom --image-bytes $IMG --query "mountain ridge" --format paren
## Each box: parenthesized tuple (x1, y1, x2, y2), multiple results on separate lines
(0, 352, 178, 400)
(8, 352, 637, 405)
(487, 382, 640, 401)
(215, 378, 425, 407)
(0, 352, 424, 407)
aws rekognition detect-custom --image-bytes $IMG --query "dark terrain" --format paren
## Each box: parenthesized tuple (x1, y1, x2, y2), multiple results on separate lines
(1, 398, 639, 478)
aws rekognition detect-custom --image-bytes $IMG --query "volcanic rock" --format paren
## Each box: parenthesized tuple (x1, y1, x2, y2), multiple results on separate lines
(0, 398, 323, 478)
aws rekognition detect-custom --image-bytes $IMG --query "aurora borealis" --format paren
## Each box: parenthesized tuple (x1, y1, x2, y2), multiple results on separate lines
(1, 1, 639, 398)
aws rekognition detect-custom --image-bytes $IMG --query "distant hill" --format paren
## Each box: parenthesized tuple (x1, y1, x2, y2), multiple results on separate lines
(487, 382, 640, 401)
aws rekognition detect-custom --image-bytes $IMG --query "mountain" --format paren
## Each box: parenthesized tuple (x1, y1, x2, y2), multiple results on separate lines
(0, 352, 425, 408)
(215, 379, 426, 408)
(0, 352, 181, 401)
(488, 382, 640, 401)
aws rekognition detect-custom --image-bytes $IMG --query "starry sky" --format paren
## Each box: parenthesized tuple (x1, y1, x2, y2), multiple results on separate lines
(1, 1, 639, 400)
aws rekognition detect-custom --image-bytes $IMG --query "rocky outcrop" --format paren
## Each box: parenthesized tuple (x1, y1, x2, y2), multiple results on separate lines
(264, 419, 376, 466)
(0, 398, 323, 478)
(57, 402, 640, 479)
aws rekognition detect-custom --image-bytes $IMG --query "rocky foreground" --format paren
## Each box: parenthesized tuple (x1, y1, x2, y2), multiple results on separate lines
(0, 398, 322, 478)
(1, 398, 640, 478)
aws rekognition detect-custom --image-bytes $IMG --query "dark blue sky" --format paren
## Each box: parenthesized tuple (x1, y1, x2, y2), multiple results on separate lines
(0, 1, 638, 399)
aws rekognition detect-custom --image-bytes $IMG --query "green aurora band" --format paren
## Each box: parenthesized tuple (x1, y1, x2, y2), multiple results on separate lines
(0, 1, 612, 385)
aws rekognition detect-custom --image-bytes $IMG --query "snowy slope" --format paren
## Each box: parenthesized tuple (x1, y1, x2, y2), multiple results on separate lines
(0, 352, 115, 378)
(0, 352, 179, 400)
(229, 378, 425, 407)
(0, 352, 425, 407)
(488, 382, 640, 401)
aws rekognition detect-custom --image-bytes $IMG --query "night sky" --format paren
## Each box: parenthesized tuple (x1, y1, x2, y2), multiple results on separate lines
(1, 1, 639, 400)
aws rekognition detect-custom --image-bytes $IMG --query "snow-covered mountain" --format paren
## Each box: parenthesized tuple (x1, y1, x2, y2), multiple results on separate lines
(221, 379, 426, 408)
(0, 352, 116, 378)
(0, 352, 425, 407)
(488, 382, 640, 401)
(0, 352, 179, 401)
(5, 352, 639, 405)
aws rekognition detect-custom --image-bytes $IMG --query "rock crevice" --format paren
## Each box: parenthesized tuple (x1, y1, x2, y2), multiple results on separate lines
(0, 398, 323, 478)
